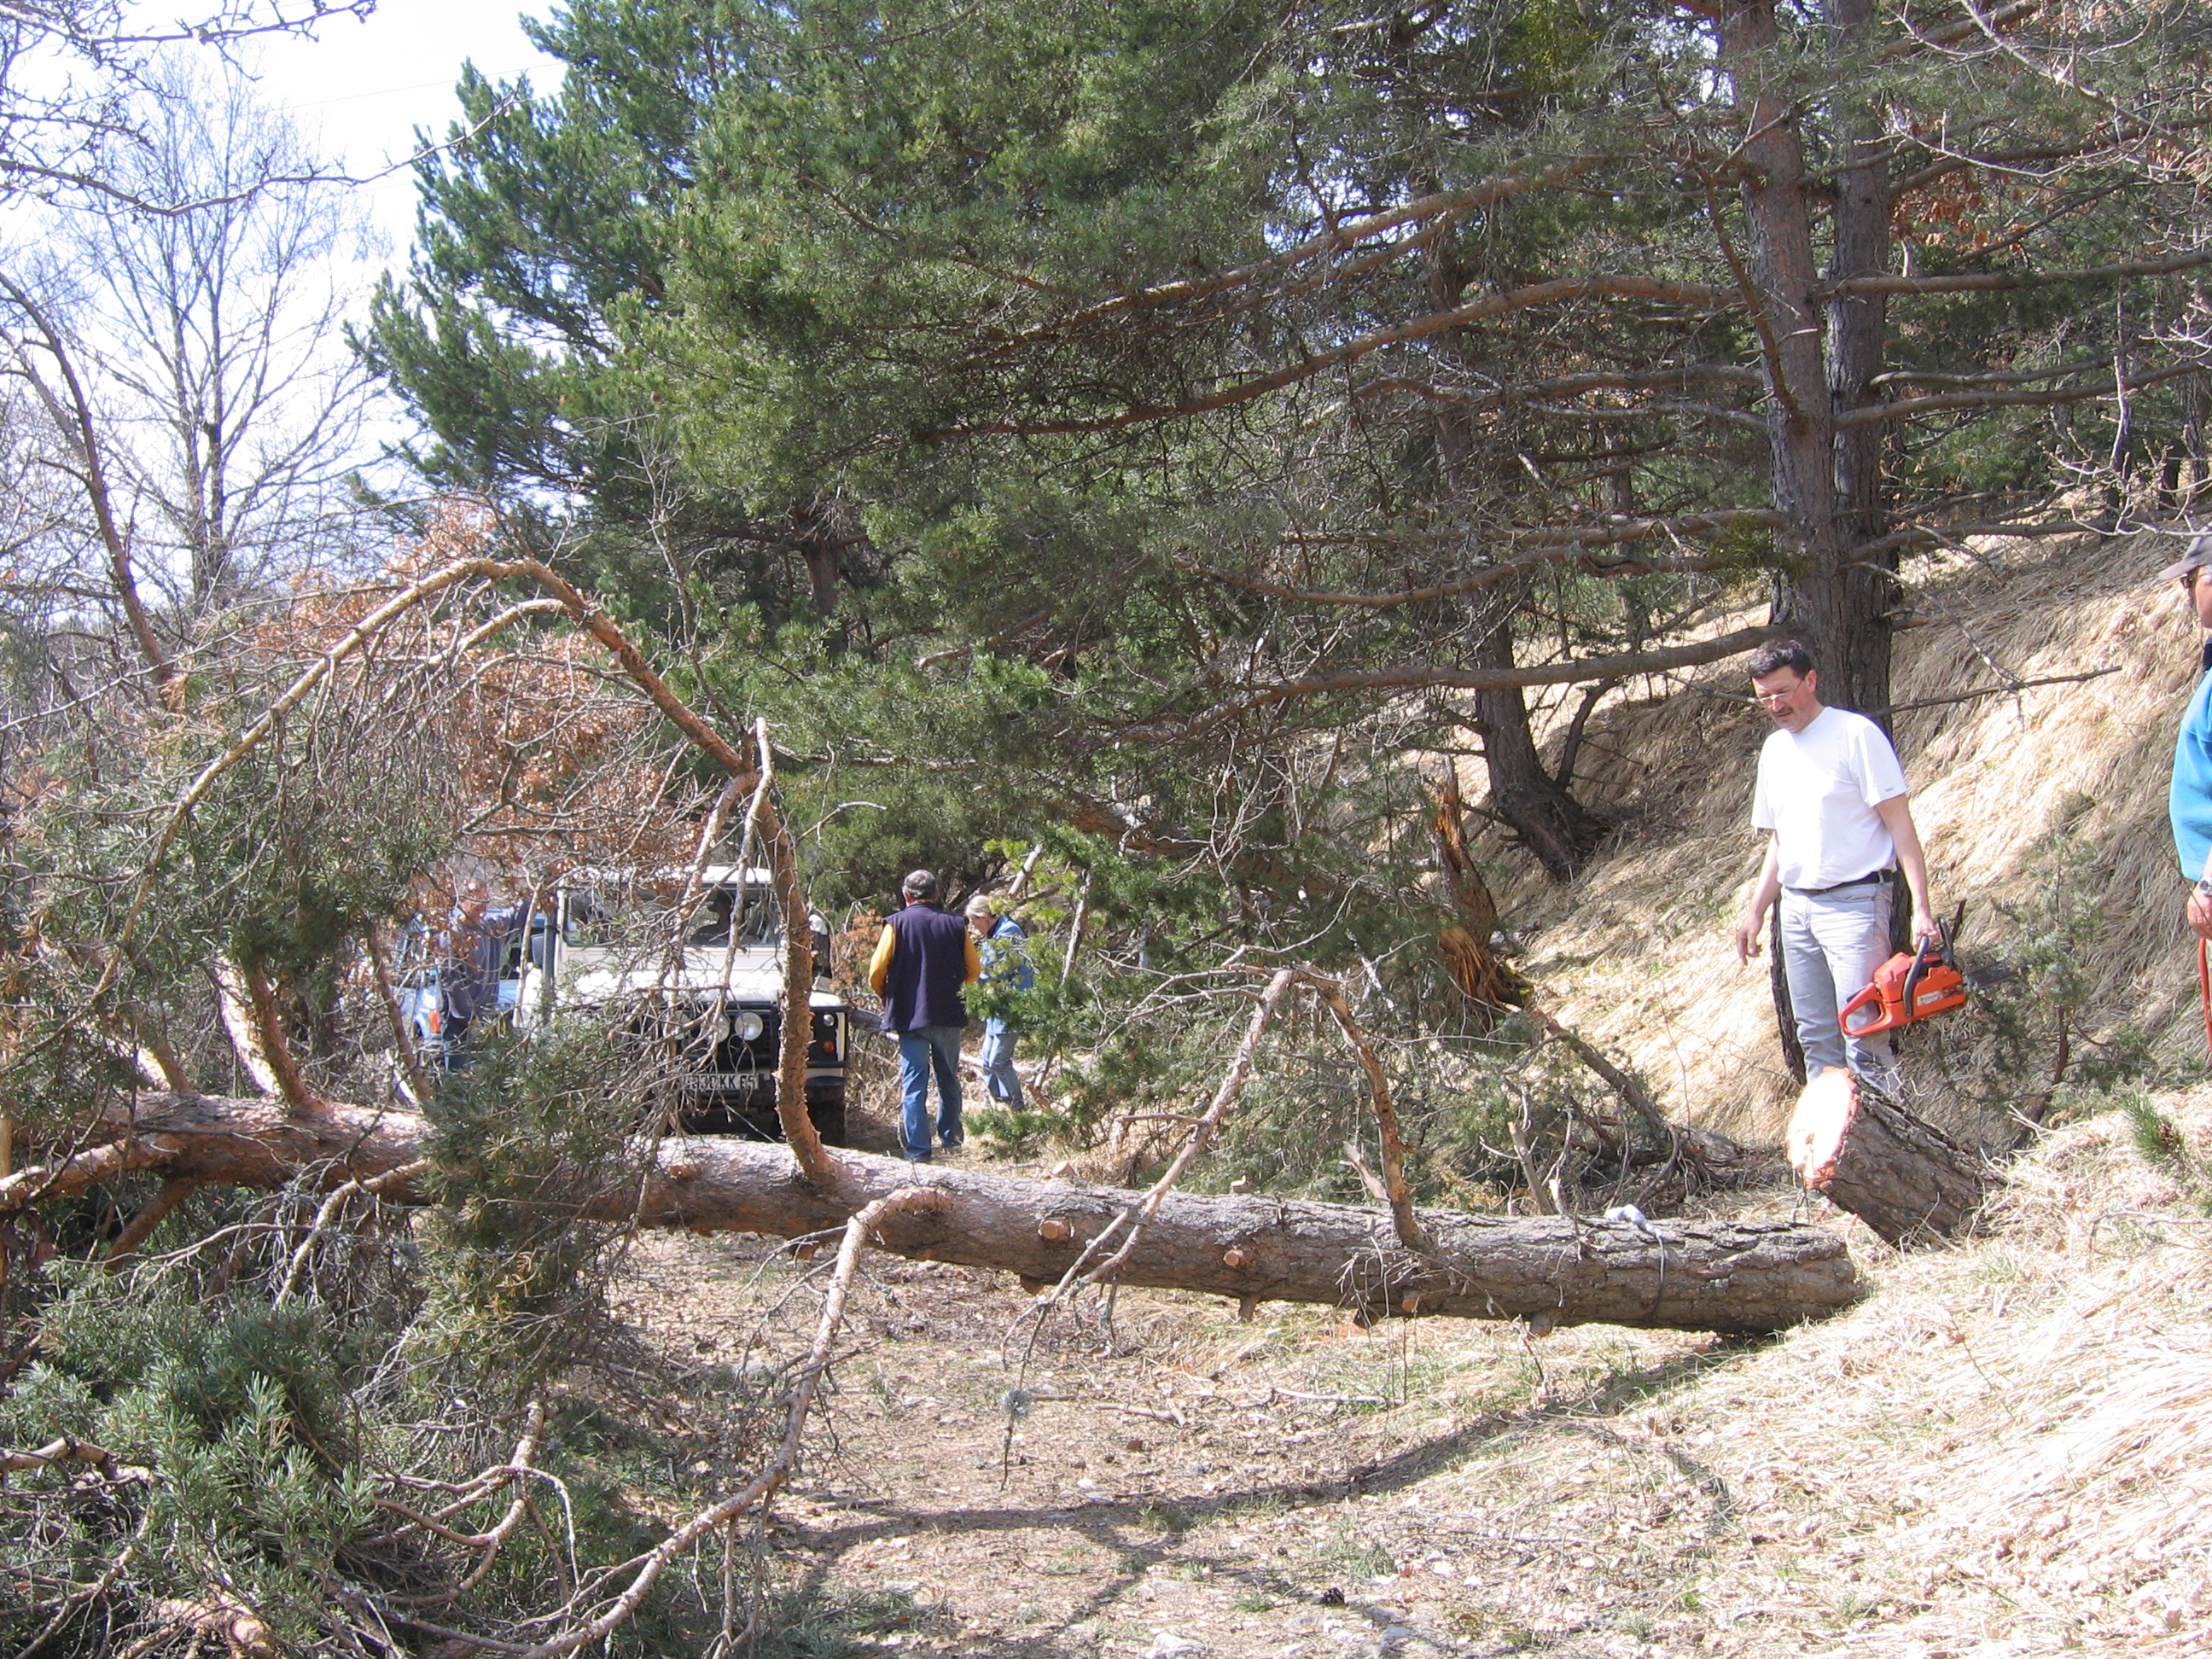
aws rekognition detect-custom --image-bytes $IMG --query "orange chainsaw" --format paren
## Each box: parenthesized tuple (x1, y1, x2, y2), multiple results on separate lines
(1838, 923, 1970, 1038)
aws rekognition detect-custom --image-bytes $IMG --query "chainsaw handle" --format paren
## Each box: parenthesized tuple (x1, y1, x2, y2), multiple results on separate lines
(1838, 980, 1891, 1037)
(1900, 919, 1950, 1016)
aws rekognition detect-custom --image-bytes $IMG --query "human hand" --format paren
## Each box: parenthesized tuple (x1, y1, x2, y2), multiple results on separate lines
(1911, 908, 1941, 946)
(2188, 886, 2212, 941)
(1733, 911, 1765, 964)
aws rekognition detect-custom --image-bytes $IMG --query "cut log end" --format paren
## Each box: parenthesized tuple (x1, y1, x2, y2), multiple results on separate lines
(1785, 1069, 1993, 1246)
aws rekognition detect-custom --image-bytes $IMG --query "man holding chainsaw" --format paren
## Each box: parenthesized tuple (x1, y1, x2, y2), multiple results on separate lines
(2164, 534, 2212, 944)
(1733, 638, 1940, 1082)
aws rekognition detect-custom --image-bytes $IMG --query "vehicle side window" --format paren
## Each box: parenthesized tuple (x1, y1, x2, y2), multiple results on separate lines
(564, 891, 618, 946)
(733, 882, 783, 947)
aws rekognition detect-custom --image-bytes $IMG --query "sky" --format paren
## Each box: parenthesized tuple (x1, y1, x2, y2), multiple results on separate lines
(244, 0, 568, 267)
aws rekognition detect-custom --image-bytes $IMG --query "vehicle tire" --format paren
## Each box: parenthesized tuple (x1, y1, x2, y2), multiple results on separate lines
(806, 1086, 847, 1148)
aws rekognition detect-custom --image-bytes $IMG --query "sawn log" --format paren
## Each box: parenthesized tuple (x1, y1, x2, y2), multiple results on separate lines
(3, 1092, 1861, 1333)
(1785, 1068, 1991, 1244)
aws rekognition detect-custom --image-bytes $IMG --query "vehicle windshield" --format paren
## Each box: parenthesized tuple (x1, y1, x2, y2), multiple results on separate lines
(562, 873, 783, 952)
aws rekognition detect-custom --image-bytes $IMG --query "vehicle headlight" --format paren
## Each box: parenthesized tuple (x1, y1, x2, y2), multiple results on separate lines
(732, 1010, 767, 1043)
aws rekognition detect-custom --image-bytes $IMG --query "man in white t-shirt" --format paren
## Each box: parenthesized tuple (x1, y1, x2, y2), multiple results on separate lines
(1731, 638, 1938, 1081)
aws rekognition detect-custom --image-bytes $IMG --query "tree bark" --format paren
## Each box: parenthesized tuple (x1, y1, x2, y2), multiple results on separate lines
(1824, 0, 1898, 721)
(1467, 610, 1610, 880)
(1785, 1068, 1991, 1244)
(1719, 0, 1893, 716)
(1425, 226, 1609, 883)
(3, 1093, 1862, 1334)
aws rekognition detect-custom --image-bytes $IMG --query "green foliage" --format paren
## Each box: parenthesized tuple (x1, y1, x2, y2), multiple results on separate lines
(0, 1264, 373, 1647)
(412, 1014, 650, 1387)
(1936, 820, 2155, 1121)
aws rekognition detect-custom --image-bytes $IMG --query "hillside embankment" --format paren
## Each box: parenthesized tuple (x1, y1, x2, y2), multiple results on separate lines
(1485, 527, 2203, 1145)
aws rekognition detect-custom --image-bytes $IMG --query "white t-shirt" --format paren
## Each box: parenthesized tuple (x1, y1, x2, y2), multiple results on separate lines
(1751, 707, 1909, 890)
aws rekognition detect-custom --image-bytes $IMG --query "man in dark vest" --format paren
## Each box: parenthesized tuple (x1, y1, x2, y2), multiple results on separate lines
(868, 869, 982, 1161)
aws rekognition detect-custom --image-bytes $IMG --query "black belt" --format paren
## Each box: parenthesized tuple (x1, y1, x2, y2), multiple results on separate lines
(1789, 870, 1892, 896)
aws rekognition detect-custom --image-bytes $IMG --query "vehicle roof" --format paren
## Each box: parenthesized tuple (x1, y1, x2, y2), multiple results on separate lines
(557, 864, 773, 888)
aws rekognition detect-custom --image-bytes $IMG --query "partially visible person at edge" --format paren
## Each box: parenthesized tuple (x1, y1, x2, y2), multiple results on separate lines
(965, 893, 1035, 1111)
(1732, 638, 1940, 1086)
(2163, 535, 2212, 947)
(869, 870, 981, 1161)
(444, 879, 525, 1066)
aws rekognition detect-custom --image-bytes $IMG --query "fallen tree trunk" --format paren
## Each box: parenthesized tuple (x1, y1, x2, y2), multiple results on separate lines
(4, 1092, 1860, 1333)
(1785, 1069, 1992, 1245)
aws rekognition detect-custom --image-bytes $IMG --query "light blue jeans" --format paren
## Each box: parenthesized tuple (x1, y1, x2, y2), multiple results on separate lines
(1778, 880, 1897, 1080)
(978, 1027, 1023, 1108)
(897, 1025, 964, 1159)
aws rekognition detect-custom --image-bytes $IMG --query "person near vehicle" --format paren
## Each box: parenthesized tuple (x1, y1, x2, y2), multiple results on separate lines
(869, 870, 981, 1161)
(443, 879, 527, 1063)
(2164, 535, 2212, 946)
(1732, 639, 1939, 1083)
(965, 893, 1035, 1110)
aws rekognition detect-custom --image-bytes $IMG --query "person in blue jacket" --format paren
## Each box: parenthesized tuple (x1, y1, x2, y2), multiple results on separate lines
(966, 894, 1035, 1110)
(868, 870, 981, 1161)
(2165, 535, 2212, 941)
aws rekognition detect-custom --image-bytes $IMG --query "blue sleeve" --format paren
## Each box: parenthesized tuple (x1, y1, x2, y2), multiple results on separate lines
(2172, 674, 2212, 880)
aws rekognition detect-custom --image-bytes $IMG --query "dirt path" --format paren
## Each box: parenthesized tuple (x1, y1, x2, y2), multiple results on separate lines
(609, 1205, 1749, 1659)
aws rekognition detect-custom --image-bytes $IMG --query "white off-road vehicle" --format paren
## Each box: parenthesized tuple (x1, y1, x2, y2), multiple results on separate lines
(512, 864, 853, 1144)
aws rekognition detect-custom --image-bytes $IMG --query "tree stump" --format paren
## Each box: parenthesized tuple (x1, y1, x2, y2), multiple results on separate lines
(1785, 1068, 1992, 1245)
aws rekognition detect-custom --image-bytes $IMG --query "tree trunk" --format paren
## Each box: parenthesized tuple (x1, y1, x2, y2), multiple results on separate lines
(4, 1093, 1862, 1334)
(1468, 612, 1611, 881)
(1767, 904, 1807, 1085)
(1784, 1069, 1991, 1244)
(1720, 0, 1894, 718)
(1426, 234, 1608, 882)
(1824, 0, 1898, 722)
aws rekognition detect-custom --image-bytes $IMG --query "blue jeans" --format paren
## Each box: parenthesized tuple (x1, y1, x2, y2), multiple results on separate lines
(977, 1027, 1023, 1108)
(897, 1025, 964, 1159)
(1778, 881, 1897, 1081)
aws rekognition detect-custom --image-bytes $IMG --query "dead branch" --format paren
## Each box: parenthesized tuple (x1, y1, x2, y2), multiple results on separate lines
(1196, 509, 1781, 609)
(926, 275, 1738, 441)
(1076, 967, 1299, 1288)
(273, 1158, 432, 1305)
(747, 719, 831, 1184)
(1308, 978, 1427, 1252)
(991, 158, 1600, 346)
(370, 1401, 547, 1605)
(1128, 625, 1782, 741)
(364, 921, 435, 1103)
(102, 1175, 201, 1268)
(1818, 248, 2212, 299)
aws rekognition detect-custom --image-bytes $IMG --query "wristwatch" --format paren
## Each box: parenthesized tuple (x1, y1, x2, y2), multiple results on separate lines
(2196, 880, 2212, 899)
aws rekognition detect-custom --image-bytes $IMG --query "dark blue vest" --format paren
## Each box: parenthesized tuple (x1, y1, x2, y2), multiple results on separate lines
(880, 903, 971, 1033)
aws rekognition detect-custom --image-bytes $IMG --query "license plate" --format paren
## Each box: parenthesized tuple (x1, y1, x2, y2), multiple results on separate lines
(680, 1072, 767, 1092)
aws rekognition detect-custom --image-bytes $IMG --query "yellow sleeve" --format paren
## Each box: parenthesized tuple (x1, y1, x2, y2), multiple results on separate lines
(868, 924, 897, 994)
(963, 932, 982, 983)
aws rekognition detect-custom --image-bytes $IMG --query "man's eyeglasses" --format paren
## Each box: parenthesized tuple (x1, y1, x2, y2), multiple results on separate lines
(1752, 686, 1801, 707)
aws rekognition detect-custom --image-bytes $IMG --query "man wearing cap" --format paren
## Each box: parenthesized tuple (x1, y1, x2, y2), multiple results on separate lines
(1732, 638, 1940, 1083)
(2165, 535, 2212, 944)
(869, 870, 982, 1161)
